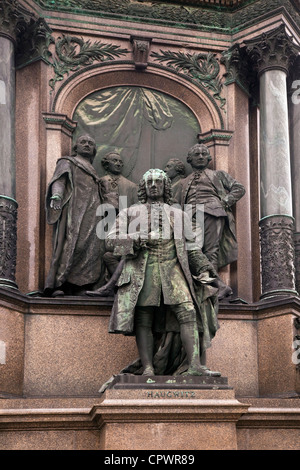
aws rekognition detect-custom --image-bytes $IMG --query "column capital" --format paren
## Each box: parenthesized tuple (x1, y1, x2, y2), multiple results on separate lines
(0, 0, 33, 44)
(243, 24, 300, 77)
(221, 44, 252, 93)
(16, 17, 54, 68)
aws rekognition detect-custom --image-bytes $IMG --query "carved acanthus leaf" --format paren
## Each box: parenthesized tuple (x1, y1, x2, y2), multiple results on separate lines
(49, 34, 128, 91)
(151, 50, 225, 110)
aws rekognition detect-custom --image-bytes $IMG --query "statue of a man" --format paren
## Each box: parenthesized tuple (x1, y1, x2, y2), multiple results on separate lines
(99, 151, 138, 279)
(164, 157, 186, 201)
(179, 143, 245, 300)
(106, 168, 220, 377)
(44, 134, 105, 296)
(100, 151, 137, 210)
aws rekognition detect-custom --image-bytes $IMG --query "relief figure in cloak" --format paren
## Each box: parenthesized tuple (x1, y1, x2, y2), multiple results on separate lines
(44, 134, 105, 297)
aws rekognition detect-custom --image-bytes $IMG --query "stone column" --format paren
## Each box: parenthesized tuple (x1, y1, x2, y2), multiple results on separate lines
(0, 0, 21, 289)
(289, 57, 300, 294)
(245, 25, 300, 299)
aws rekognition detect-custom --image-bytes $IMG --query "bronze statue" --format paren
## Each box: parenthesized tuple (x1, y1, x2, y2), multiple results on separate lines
(179, 143, 245, 300)
(99, 151, 138, 279)
(106, 168, 220, 376)
(164, 157, 186, 202)
(86, 151, 138, 297)
(100, 151, 137, 210)
(44, 134, 105, 296)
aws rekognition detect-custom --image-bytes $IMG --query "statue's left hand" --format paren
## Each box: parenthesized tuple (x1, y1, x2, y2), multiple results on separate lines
(193, 271, 216, 284)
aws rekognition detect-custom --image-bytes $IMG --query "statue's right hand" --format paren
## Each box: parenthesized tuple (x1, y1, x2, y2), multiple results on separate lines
(50, 196, 62, 211)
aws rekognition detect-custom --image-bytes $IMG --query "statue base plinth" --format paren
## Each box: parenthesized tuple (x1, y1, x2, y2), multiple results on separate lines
(92, 376, 248, 450)
(105, 373, 231, 390)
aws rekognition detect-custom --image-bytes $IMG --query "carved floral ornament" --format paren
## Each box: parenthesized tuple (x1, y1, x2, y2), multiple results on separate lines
(20, 27, 227, 112)
(151, 50, 226, 110)
(10, 5, 300, 112)
(48, 35, 129, 91)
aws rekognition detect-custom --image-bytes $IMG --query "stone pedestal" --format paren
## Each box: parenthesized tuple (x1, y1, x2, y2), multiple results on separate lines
(92, 379, 249, 450)
(0, 291, 300, 449)
(108, 374, 231, 390)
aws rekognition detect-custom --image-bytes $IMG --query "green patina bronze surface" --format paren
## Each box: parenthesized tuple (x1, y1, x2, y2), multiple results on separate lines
(32, 0, 300, 33)
(72, 86, 200, 182)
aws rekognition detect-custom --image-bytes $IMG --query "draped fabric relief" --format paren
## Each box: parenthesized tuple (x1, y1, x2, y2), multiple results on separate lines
(73, 86, 200, 182)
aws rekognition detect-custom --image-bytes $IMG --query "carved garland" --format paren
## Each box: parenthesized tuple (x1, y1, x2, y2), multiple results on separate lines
(49, 35, 129, 92)
(151, 50, 226, 110)
(259, 216, 297, 297)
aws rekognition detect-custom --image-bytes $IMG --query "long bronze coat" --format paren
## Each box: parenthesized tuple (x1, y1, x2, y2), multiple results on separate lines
(179, 168, 245, 268)
(45, 156, 105, 292)
(106, 203, 218, 353)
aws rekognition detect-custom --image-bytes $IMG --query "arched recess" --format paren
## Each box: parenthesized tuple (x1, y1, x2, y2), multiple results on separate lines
(52, 63, 224, 133)
(41, 63, 229, 289)
(72, 85, 202, 183)
(46, 63, 225, 180)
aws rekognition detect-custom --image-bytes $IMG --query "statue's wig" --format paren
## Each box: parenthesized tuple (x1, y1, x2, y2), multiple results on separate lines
(138, 169, 173, 205)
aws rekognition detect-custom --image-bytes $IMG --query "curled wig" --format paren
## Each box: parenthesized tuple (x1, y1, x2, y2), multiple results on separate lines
(137, 169, 173, 205)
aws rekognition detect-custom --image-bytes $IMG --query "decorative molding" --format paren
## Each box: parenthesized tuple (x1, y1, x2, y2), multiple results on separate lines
(244, 24, 300, 76)
(0, 196, 18, 290)
(48, 34, 128, 92)
(31, 0, 300, 34)
(131, 0, 252, 8)
(43, 112, 77, 137)
(294, 232, 300, 295)
(197, 129, 233, 146)
(130, 36, 152, 70)
(16, 17, 54, 68)
(151, 50, 226, 110)
(259, 215, 297, 299)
